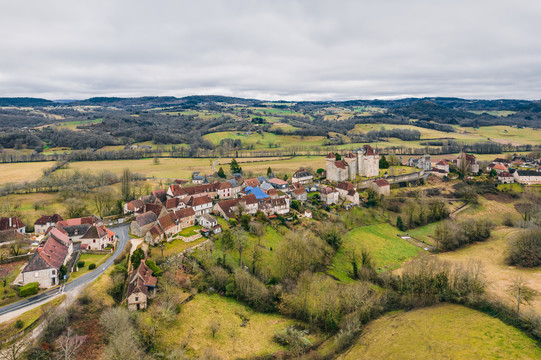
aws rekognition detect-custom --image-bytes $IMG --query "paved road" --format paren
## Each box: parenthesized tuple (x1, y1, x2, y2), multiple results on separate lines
(0, 224, 131, 317)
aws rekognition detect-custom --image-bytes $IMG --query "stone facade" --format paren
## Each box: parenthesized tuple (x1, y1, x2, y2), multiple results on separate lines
(326, 145, 380, 182)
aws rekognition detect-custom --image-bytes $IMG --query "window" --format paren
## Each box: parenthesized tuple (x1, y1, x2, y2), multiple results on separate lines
(135, 297, 138, 302)
(34, 272, 39, 278)
(52, 269, 56, 275)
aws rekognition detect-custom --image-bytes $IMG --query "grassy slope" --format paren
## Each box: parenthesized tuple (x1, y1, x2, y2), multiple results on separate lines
(158, 293, 319, 359)
(438, 226, 541, 314)
(203, 131, 325, 149)
(329, 223, 422, 281)
(0, 161, 54, 185)
(339, 304, 541, 360)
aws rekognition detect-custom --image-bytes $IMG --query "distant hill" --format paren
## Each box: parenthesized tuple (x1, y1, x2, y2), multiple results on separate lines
(0, 97, 57, 107)
(72, 95, 261, 108)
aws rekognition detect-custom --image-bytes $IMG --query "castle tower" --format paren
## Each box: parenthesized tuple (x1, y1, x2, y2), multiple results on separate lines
(357, 145, 380, 177)
(344, 152, 357, 180)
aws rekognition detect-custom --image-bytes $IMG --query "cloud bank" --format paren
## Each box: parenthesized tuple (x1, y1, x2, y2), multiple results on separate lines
(1, 0, 540, 100)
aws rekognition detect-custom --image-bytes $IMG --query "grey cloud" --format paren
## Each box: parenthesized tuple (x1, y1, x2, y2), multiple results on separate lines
(0, 0, 540, 100)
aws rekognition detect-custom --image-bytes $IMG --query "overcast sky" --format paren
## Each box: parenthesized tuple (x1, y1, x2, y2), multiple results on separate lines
(1, 0, 540, 101)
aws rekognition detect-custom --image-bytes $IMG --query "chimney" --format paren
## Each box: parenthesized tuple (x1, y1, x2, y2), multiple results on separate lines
(9, 217, 12, 227)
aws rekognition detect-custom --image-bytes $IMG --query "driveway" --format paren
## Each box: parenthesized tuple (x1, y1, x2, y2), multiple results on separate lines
(0, 224, 131, 320)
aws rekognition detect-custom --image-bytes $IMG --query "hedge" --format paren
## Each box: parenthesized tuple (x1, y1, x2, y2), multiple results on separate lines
(77, 261, 85, 268)
(18, 282, 39, 297)
(88, 263, 96, 270)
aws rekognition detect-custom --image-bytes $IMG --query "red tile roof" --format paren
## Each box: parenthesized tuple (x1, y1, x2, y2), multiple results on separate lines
(158, 213, 176, 231)
(0, 217, 25, 231)
(187, 195, 213, 207)
(23, 236, 68, 272)
(436, 159, 449, 166)
(168, 184, 187, 197)
(34, 214, 63, 226)
(243, 178, 260, 187)
(337, 181, 355, 191)
(374, 179, 390, 187)
(173, 207, 196, 220)
(334, 160, 348, 169)
(135, 211, 158, 227)
(362, 144, 378, 156)
(326, 152, 335, 159)
(269, 178, 287, 185)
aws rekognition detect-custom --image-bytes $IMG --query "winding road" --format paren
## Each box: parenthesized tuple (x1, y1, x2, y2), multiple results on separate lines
(0, 224, 131, 318)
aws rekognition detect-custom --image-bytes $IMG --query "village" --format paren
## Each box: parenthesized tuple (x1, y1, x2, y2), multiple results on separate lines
(1, 145, 540, 313)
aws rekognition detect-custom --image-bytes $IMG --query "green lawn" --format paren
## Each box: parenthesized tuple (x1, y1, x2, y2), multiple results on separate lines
(203, 131, 325, 150)
(157, 293, 321, 359)
(161, 236, 207, 257)
(339, 304, 541, 360)
(407, 222, 441, 246)
(177, 225, 202, 237)
(329, 223, 422, 281)
(70, 253, 110, 280)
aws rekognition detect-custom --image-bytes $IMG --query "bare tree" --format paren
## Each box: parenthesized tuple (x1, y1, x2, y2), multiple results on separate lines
(93, 188, 116, 218)
(249, 222, 265, 247)
(9, 237, 26, 257)
(55, 327, 86, 360)
(233, 229, 248, 267)
(508, 276, 538, 314)
(0, 340, 25, 360)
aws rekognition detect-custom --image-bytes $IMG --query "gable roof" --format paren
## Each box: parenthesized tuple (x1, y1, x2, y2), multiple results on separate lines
(173, 207, 196, 220)
(243, 178, 260, 188)
(80, 225, 107, 239)
(244, 186, 269, 199)
(151, 189, 167, 203)
(23, 236, 68, 272)
(158, 213, 176, 231)
(436, 159, 449, 166)
(293, 169, 312, 178)
(374, 178, 390, 187)
(187, 195, 213, 207)
(362, 144, 378, 156)
(59, 224, 91, 237)
(337, 181, 355, 191)
(168, 184, 187, 197)
(34, 214, 63, 226)
(334, 160, 348, 169)
(0, 217, 25, 231)
(135, 211, 158, 227)
(269, 178, 287, 185)
(227, 179, 240, 188)
(165, 197, 182, 210)
(142, 203, 163, 217)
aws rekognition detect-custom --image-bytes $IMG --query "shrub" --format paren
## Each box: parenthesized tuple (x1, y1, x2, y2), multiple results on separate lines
(88, 263, 96, 270)
(77, 261, 85, 268)
(18, 282, 39, 297)
(145, 259, 163, 276)
(274, 326, 311, 356)
(506, 228, 541, 268)
(15, 319, 24, 329)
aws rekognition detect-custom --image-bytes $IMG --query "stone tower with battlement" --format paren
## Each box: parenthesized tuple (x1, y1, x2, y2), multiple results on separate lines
(357, 145, 380, 177)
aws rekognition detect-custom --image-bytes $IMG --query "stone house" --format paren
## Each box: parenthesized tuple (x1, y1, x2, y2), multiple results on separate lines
(498, 172, 514, 184)
(455, 152, 479, 173)
(173, 207, 196, 229)
(320, 187, 339, 205)
(34, 214, 63, 234)
(199, 214, 218, 229)
(127, 261, 157, 311)
(292, 169, 313, 184)
(269, 178, 288, 190)
(370, 179, 391, 196)
(407, 154, 431, 171)
(131, 211, 158, 237)
(0, 217, 26, 235)
(187, 195, 213, 217)
(434, 159, 450, 173)
(79, 225, 109, 250)
(213, 194, 258, 220)
(514, 170, 541, 185)
(216, 181, 233, 199)
(21, 229, 72, 288)
(292, 187, 308, 201)
(124, 199, 144, 214)
(226, 179, 242, 197)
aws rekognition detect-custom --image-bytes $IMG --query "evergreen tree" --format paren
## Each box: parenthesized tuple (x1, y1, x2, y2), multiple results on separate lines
(217, 167, 226, 178)
(230, 158, 242, 174)
(267, 167, 273, 177)
(396, 216, 405, 231)
(379, 155, 390, 169)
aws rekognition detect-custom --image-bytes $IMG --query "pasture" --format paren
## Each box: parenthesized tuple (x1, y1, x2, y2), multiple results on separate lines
(438, 226, 541, 314)
(339, 304, 541, 360)
(203, 131, 325, 149)
(157, 293, 320, 359)
(58, 156, 325, 179)
(329, 223, 422, 281)
(0, 161, 54, 185)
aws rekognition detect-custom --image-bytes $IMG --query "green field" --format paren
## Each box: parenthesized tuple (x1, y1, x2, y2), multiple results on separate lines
(161, 236, 207, 257)
(58, 156, 325, 179)
(203, 131, 325, 149)
(157, 293, 320, 359)
(461, 125, 541, 146)
(38, 118, 103, 131)
(70, 253, 110, 280)
(329, 223, 422, 281)
(0, 161, 54, 185)
(339, 304, 541, 360)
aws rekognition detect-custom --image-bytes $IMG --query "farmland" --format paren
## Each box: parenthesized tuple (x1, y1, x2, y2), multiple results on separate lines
(156, 293, 321, 359)
(0, 161, 54, 185)
(329, 223, 423, 281)
(339, 304, 541, 360)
